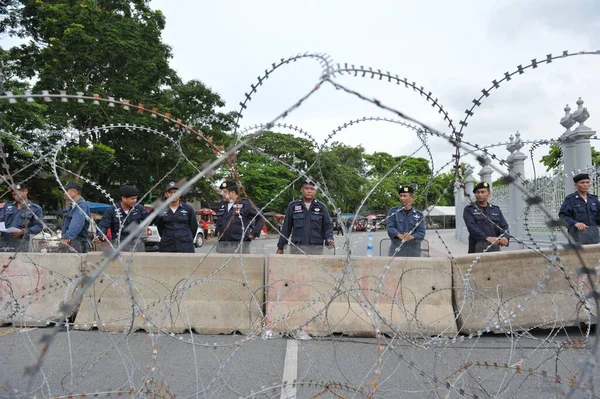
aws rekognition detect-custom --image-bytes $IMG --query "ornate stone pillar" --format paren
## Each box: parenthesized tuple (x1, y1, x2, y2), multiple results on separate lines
(508, 132, 526, 248)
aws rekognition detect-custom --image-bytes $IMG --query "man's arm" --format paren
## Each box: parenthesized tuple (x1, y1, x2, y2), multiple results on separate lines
(322, 206, 334, 242)
(62, 208, 86, 241)
(96, 208, 114, 237)
(247, 200, 264, 238)
(412, 214, 426, 240)
(558, 198, 578, 227)
(187, 205, 198, 237)
(27, 205, 44, 235)
(386, 208, 401, 239)
(277, 203, 294, 250)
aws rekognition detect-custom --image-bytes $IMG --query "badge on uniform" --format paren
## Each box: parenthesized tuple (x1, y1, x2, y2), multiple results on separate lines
(294, 205, 302, 210)
(314, 208, 320, 212)
(414, 214, 420, 219)
(234, 204, 243, 209)
(181, 210, 187, 214)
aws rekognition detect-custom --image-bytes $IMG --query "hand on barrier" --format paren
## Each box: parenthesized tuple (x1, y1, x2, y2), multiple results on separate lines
(276, 248, 284, 255)
(326, 239, 334, 248)
(575, 222, 588, 231)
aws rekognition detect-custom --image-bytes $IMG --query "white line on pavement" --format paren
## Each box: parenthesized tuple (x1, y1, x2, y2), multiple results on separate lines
(280, 339, 298, 399)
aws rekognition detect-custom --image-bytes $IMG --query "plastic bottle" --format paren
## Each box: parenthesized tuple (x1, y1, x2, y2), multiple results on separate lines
(366, 234, 374, 257)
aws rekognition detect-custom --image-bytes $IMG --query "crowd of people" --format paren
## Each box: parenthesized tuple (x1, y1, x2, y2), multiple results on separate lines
(2, 173, 597, 256)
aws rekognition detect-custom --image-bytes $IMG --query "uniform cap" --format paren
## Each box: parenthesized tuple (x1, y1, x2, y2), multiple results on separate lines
(473, 181, 490, 193)
(302, 179, 316, 187)
(9, 182, 27, 191)
(220, 180, 239, 191)
(64, 181, 83, 191)
(397, 185, 414, 194)
(164, 181, 179, 192)
(120, 185, 139, 198)
(573, 173, 590, 183)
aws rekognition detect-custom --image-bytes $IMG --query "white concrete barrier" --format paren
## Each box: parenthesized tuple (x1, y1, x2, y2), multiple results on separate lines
(0, 253, 85, 327)
(452, 245, 600, 334)
(265, 255, 457, 337)
(74, 253, 265, 334)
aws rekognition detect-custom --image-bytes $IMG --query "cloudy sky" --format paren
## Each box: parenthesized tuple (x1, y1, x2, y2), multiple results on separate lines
(149, 0, 600, 179)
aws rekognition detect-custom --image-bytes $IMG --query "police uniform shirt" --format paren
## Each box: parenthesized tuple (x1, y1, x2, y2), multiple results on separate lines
(0, 201, 44, 239)
(215, 198, 263, 242)
(155, 202, 198, 246)
(559, 192, 600, 228)
(277, 199, 334, 249)
(62, 197, 91, 242)
(386, 206, 426, 242)
(463, 203, 509, 242)
(97, 203, 149, 241)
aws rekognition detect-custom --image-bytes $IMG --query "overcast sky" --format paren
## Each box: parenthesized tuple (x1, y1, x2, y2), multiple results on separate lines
(149, 0, 600, 179)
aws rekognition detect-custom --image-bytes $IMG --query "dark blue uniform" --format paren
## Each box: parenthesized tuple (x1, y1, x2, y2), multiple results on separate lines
(215, 198, 264, 253)
(155, 202, 198, 253)
(386, 206, 426, 257)
(559, 192, 600, 245)
(0, 201, 44, 252)
(97, 203, 149, 252)
(463, 203, 509, 253)
(277, 199, 333, 255)
(61, 197, 91, 253)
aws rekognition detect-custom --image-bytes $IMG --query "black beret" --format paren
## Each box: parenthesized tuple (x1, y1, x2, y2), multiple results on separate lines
(573, 173, 590, 183)
(220, 180, 239, 191)
(64, 181, 83, 191)
(398, 185, 414, 194)
(473, 181, 491, 193)
(164, 181, 179, 192)
(301, 179, 316, 187)
(120, 185, 139, 198)
(9, 182, 27, 191)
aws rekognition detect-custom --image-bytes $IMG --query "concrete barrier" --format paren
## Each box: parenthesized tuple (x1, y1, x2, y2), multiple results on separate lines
(265, 255, 457, 337)
(73, 253, 265, 334)
(0, 253, 85, 327)
(452, 245, 600, 334)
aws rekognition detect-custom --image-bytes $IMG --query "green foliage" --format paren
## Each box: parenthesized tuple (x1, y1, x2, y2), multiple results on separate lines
(1, 0, 232, 208)
(541, 144, 600, 172)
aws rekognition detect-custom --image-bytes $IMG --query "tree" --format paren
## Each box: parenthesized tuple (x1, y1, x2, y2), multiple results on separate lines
(1, 1, 232, 207)
(317, 142, 368, 213)
(540, 144, 600, 172)
(236, 131, 317, 212)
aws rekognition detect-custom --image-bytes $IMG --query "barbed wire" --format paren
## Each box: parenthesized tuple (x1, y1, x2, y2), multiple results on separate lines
(0, 48, 599, 399)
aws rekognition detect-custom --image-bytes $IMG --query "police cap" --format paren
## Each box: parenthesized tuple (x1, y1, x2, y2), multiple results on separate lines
(9, 182, 27, 191)
(573, 173, 590, 183)
(302, 179, 316, 187)
(164, 181, 179, 192)
(397, 185, 414, 194)
(220, 180, 239, 191)
(64, 181, 83, 192)
(473, 181, 491, 193)
(120, 185, 139, 198)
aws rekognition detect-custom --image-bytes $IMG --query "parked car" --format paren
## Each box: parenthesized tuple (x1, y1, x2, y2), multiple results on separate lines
(144, 225, 204, 251)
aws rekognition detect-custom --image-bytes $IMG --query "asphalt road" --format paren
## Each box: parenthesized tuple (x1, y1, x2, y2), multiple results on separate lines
(195, 230, 390, 257)
(0, 327, 596, 398)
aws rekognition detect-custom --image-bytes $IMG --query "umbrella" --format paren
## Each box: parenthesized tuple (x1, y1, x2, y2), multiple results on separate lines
(274, 214, 285, 219)
(196, 208, 216, 216)
(366, 215, 377, 220)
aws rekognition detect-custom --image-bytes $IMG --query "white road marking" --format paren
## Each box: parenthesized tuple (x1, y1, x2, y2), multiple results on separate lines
(280, 339, 298, 399)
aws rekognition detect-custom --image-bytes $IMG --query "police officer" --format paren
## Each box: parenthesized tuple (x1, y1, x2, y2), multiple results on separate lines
(463, 181, 510, 253)
(61, 181, 91, 253)
(386, 185, 426, 257)
(214, 180, 264, 254)
(276, 179, 334, 255)
(559, 173, 600, 245)
(96, 185, 149, 252)
(0, 182, 44, 252)
(155, 181, 198, 253)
